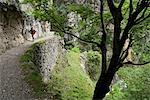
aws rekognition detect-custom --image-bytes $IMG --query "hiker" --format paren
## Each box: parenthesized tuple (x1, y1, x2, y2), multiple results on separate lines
(31, 27, 36, 40)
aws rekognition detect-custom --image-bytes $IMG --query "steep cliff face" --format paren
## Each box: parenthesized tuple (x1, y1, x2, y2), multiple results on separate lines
(0, 0, 52, 54)
(0, 3, 24, 54)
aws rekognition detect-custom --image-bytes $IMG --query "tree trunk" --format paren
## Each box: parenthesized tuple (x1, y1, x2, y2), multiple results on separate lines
(93, 68, 116, 100)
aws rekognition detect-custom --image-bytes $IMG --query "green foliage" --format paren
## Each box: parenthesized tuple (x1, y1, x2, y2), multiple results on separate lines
(24, 0, 68, 35)
(20, 49, 33, 63)
(118, 65, 150, 100)
(68, 4, 95, 19)
(131, 17, 150, 62)
(47, 50, 94, 100)
(106, 64, 150, 100)
(70, 47, 80, 53)
(105, 85, 125, 100)
(86, 50, 101, 81)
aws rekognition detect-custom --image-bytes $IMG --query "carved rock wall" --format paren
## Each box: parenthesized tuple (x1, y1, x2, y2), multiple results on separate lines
(0, 1, 52, 54)
(0, 3, 24, 54)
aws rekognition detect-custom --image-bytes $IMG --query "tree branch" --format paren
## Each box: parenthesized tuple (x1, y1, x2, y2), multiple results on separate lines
(100, 0, 107, 36)
(120, 0, 149, 50)
(65, 32, 101, 46)
(100, 0, 107, 74)
(50, 12, 101, 46)
(129, 0, 133, 17)
(106, 0, 116, 17)
(118, 0, 125, 9)
(123, 61, 150, 65)
(134, 5, 149, 23)
(135, 13, 150, 25)
(120, 34, 133, 62)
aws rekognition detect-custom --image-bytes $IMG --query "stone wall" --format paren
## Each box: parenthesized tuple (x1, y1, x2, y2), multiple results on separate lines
(31, 37, 65, 83)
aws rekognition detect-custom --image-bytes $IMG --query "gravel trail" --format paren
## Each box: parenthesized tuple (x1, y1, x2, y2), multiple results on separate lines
(0, 36, 53, 100)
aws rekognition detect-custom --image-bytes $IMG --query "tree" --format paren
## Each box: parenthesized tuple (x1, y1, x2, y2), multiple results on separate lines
(25, 0, 150, 99)
(93, 0, 150, 99)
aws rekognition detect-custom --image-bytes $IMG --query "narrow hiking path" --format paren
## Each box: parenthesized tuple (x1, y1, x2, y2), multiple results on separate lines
(0, 35, 54, 100)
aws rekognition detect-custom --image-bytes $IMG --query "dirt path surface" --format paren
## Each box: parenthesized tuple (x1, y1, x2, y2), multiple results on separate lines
(0, 36, 54, 100)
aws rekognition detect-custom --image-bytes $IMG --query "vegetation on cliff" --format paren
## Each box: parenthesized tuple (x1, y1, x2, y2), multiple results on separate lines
(21, 0, 150, 99)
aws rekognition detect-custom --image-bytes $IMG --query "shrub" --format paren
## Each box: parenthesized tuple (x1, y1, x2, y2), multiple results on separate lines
(105, 64, 150, 100)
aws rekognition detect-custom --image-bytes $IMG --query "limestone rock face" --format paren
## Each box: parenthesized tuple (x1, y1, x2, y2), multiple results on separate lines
(64, 12, 81, 43)
(0, 4, 24, 54)
(80, 53, 88, 73)
(0, 0, 52, 54)
(31, 37, 65, 83)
